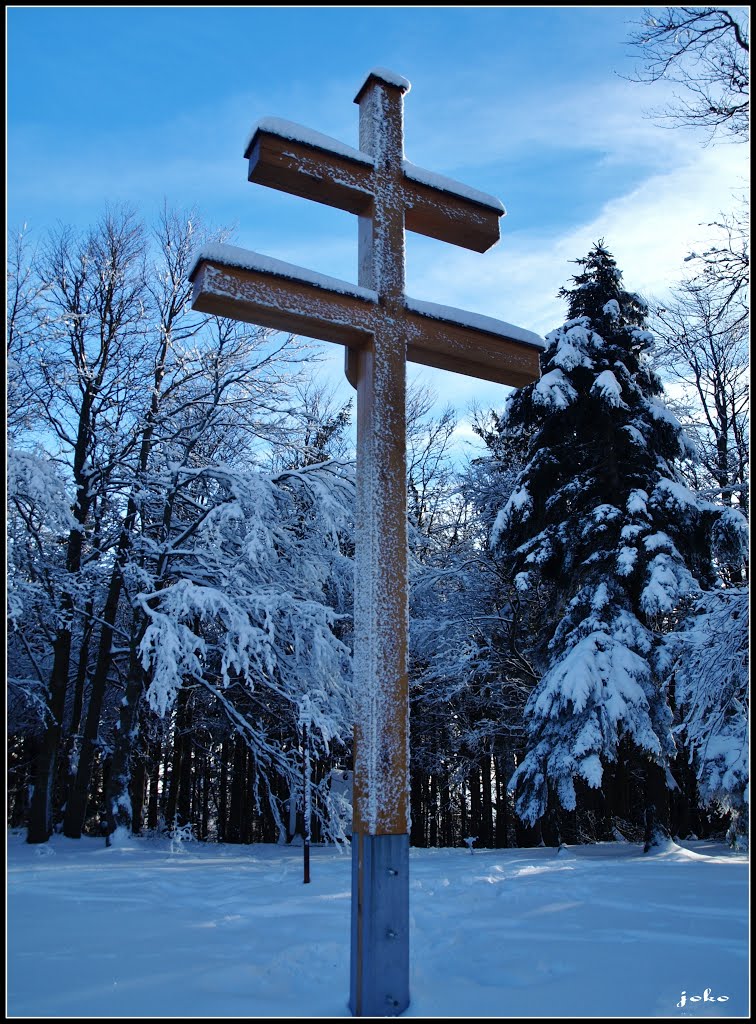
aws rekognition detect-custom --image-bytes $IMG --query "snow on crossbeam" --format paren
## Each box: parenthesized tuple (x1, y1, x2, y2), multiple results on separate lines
(245, 120, 503, 253)
(246, 118, 375, 166)
(190, 246, 542, 387)
(403, 162, 504, 215)
(406, 296, 545, 349)
(404, 297, 543, 387)
(189, 244, 377, 301)
(189, 247, 376, 349)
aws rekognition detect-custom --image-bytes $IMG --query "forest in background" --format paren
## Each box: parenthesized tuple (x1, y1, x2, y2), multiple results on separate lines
(6, 8, 749, 852)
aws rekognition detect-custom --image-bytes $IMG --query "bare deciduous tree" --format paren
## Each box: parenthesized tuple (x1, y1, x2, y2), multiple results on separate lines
(626, 7, 749, 143)
(23, 206, 150, 842)
(650, 214, 749, 515)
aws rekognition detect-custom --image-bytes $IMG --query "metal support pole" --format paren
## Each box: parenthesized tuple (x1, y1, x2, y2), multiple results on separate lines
(350, 833, 410, 1016)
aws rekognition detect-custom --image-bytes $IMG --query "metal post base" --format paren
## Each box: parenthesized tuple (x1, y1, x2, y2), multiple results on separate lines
(349, 832, 410, 1017)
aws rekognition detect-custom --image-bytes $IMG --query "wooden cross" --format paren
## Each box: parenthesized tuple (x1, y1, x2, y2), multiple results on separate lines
(189, 67, 542, 1018)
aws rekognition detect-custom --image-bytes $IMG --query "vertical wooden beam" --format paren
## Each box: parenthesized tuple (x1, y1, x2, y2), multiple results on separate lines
(350, 71, 411, 1017)
(190, 68, 542, 1019)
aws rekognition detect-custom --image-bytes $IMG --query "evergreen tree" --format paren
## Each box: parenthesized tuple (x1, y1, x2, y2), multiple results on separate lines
(490, 242, 747, 848)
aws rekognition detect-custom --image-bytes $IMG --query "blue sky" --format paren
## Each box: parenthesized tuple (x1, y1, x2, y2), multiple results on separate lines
(7, 6, 748, 436)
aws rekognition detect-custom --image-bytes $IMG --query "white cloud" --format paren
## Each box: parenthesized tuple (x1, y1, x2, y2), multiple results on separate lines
(405, 74, 701, 182)
(405, 138, 748, 337)
(394, 132, 748, 435)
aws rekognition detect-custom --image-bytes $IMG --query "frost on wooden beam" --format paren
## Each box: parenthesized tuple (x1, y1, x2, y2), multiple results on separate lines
(245, 123, 503, 253)
(405, 303, 541, 388)
(190, 261, 374, 349)
(189, 248, 542, 387)
(246, 129, 374, 217)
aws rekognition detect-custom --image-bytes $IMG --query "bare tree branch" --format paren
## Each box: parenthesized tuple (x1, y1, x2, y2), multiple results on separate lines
(626, 7, 750, 143)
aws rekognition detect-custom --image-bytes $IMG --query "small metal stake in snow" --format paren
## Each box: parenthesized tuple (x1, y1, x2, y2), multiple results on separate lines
(302, 722, 311, 885)
(189, 67, 542, 1018)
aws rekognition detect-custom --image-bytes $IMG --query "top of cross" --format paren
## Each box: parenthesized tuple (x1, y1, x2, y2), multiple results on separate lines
(241, 67, 506, 255)
(354, 66, 412, 100)
(190, 68, 543, 388)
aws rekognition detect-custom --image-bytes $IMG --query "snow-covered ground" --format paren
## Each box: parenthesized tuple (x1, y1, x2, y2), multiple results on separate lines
(6, 831, 748, 1018)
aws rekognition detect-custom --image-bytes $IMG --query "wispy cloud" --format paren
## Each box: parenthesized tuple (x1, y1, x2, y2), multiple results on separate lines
(406, 140, 748, 334)
(397, 134, 748, 435)
(405, 73, 700, 181)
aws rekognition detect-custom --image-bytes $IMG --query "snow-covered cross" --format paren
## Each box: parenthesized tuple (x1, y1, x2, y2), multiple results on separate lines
(189, 67, 542, 1018)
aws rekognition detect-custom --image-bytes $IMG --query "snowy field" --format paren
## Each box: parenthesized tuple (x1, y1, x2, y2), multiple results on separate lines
(6, 831, 749, 1018)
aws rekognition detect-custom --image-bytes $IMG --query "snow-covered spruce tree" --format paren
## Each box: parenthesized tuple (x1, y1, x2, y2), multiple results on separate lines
(491, 242, 747, 849)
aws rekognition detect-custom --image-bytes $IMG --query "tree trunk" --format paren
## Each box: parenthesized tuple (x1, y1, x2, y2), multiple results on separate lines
(410, 766, 425, 846)
(103, 634, 148, 840)
(469, 764, 482, 843)
(60, 600, 95, 811)
(177, 703, 193, 830)
(244, 745, 256, 844)
(480, 755, 494, 848)
(27, 382, 96, 844)
(130, 756, 146, 836)
(643, 759, 671, 852)
(218, 738, 230, 842)
(146, 739, 161, 832)
(200, 758, 210, 841)
(441, 780, 454, 847)
(164, 685, 192, 830)
(227, 740, 246, 843)
(494, 754, 509, 848)
(428, 773, 438, 847)
(62, 546, 136, 839)
(27, 624, 77, 843)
